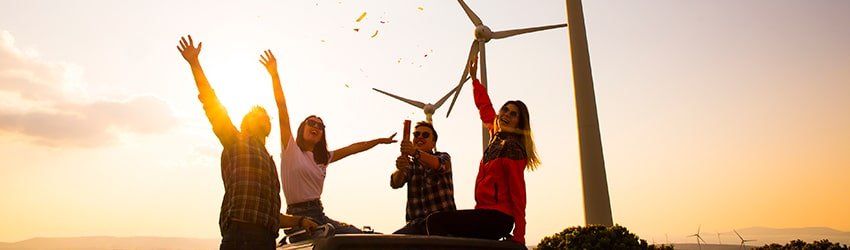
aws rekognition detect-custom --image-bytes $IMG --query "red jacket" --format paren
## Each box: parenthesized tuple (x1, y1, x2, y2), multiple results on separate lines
(471, 79, 528, 244)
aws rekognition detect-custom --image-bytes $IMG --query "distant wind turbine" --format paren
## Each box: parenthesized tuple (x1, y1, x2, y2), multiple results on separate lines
(687, 225, 707, 250)
(734, 229, 756, 250)
(372, 78, 468, 123)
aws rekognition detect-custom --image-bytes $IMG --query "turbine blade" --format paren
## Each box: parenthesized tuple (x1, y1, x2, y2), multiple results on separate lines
(457, 0, 483, 26)
(434, 75, 471, 109)
(446, 40, 480, 117)
(734, 229, 743, 240)
(372, 88, 426, 108)
(492, 23, 568, 39)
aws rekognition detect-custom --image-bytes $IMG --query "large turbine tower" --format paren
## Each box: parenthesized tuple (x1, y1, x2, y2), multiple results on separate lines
(565, 0, 613, 226)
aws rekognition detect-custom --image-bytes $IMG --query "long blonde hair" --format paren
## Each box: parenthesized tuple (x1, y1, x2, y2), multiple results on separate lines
(494, 100, 540, 170)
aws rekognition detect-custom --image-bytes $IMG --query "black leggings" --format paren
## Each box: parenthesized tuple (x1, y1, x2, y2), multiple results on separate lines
(425, 209, 514, 240)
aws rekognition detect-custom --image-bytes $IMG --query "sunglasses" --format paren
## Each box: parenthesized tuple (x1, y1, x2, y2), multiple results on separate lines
(306, 120, 325, 130)
(499, 106, 519, 118)
(412, 131, 431, 139)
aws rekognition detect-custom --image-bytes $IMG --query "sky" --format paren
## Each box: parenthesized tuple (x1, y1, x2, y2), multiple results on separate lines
(1, 0, 849, 245)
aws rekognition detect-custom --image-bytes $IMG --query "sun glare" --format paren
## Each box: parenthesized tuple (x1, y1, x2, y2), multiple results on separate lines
(205, 63, 273, 127)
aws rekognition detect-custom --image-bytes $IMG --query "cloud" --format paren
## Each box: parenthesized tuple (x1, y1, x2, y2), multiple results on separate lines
(0, 30, 178, 147)
(0, 30, 77, 102)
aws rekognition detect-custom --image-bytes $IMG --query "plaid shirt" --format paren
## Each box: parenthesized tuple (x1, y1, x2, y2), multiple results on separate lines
(399, 152, 456, 222)
(198, 90, 281, 233)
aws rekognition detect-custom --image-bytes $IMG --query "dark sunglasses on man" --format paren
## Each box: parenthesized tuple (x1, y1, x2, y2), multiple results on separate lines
(413, 131, 430, 139)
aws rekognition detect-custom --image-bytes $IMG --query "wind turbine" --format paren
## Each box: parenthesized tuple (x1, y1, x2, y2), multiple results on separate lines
(444, 0, 568, 118)
(372, 78, 468, 123)
(717, 232, 722, 244)
(734, 229, 756, 250)
(687, 225, 707, 249)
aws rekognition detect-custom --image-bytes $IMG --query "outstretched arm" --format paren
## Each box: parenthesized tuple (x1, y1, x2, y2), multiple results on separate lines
(399, 141, 451, 172)
(330, 133, 397, 164)
(469, 56, 496, 133)
(177, 35, 237, 146)
(260, 50, 292, 150)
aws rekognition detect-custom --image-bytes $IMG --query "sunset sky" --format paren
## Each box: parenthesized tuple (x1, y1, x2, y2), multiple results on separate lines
(1, 0, 848, 245)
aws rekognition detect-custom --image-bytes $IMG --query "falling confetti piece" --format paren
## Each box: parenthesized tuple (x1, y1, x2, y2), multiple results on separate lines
(356, 12, 367, 22)
(321, 39, 326, 42)
(353, 28, 360, 32)
(345, 83, 350, 88)
(371, 30, 379, 38)
(397, 58, 402, 63)
(417, 7, 424, 11)
(424, 54, 428, 57)
(380, 21, 387, 24)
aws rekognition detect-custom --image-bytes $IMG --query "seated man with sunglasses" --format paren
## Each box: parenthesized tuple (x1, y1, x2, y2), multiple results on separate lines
(390, 121, 456, 235)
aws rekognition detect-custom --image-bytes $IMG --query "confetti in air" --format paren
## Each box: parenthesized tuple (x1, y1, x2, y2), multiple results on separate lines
(417, 7, 424, 11)
(371, 30, 379, 38)
(356, 12, 367, 22)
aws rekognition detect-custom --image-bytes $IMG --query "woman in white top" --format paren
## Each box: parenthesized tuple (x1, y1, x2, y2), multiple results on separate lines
(261, 51, 396, 237)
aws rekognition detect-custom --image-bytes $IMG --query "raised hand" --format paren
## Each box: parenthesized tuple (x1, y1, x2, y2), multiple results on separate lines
(377, 133, 398, 144)
(259, 49, 278, 76)
(177, 35, 202, 64)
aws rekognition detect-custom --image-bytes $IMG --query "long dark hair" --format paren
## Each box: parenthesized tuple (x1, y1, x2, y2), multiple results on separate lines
(496, 100, 540, 170)
(296, 115, 330, 165)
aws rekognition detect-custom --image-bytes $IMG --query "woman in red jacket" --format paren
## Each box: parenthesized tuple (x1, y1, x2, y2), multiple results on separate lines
(425, 56, 540, 244)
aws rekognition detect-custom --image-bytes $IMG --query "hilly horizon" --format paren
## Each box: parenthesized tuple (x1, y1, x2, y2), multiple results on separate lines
(1, 226, 846, 249)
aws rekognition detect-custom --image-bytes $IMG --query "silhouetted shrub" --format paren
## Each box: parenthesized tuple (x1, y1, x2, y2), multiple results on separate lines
(753, 239, 848, 250)
(537, 224, 673, 250)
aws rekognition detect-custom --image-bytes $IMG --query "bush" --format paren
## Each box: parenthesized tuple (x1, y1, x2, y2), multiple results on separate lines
(753, 239, 849, 250)
(537, 224, 673, 250)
